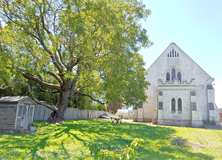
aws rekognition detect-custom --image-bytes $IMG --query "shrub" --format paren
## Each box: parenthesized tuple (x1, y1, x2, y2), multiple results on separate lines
(210, 120, 216, 125)
(90, 138, 144, 160)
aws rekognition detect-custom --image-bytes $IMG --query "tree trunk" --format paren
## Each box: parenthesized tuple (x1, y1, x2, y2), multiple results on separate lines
(47, 91, 71, 123)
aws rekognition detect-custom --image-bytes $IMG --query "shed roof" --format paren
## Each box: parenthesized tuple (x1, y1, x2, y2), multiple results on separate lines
(0, 96, 36, 104)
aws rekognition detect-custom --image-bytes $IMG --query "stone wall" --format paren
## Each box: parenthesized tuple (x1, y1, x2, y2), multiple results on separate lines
(157, 79, 204, 127)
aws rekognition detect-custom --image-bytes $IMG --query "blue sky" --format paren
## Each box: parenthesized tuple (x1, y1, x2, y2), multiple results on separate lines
(139, 0, 222, 108)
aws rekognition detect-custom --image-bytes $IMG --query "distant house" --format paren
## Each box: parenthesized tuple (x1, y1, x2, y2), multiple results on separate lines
(219, 108, 222, 122)
(136, 43, 220, 127)
(0, 96, 35, 131)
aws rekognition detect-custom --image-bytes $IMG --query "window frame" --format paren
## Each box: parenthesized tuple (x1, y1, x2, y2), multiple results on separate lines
(172, 68, 176, 81)
(171, 98, 176, 113)
(177, 72, 181, 82)
(166, 72, 170, 81)
(178, 98, 182, 113)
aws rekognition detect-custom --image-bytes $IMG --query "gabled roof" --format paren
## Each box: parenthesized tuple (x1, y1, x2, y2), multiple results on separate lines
(0, 96, 36, 104)
(147, 42, 213, 79)
(147, 42, 175, 70)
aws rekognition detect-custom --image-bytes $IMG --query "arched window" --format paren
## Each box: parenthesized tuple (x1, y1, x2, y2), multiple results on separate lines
(166, 72, 170, 81)
(175, 51, 176, 56)
(172, 98, 175, 113)
(178, 98, 182, 113)
(172, 68, 175, 81)
(172, 49, 174, 55)
(177, 72, 181, 82)
(167, 54, 169, 57)
(170, 51, 171, 57)
(177, 53, 179, 57)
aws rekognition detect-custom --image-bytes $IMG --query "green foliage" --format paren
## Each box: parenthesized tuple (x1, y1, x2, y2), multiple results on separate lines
(0, 0, 151, 107)
(69, 92, 93, 110)
(27, 80, 59, 105)
(94, 103, 107, 111)
(0, 79, 59, 105)
(90, 138, 144, 160)
(69, 92, 106, 111)
(203, 120, 209, 124)
(203, 120, 216, 126)
(210, 120, 216, 125)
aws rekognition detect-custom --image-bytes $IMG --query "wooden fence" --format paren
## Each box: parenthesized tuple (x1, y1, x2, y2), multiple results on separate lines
(33, 105, 106, 120)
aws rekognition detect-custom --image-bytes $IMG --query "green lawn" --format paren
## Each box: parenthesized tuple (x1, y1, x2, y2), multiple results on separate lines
(0, 119, 222, 160)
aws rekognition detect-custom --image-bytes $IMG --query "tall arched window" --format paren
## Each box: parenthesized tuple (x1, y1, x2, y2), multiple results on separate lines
(177, 72, 181, 82)
(172, 68, 176, 81)
(172, 98, 175, 113)
(166, 72, 170, 81)
(178, 98, 182, 113)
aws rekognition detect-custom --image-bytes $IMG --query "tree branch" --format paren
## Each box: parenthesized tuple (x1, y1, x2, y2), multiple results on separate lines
(69, 79, 77, 94)
(35, 17, 63, 73)
(3, 5, 64, 74)
(41, 12, 52, 36)
(18, 82, 57, 111)
(70, 65, 81, 94)
(0, 85, 11, 90)
(68, 57, 81, 71)
(40, 12, 68, 72)
(23, 73, 61, 91)
(38, 86, 59, 94)
(75, 91, 105, 104)
(44, 70, 63, 85)
(0, 81, 18, 96)
(4, 81, 18, 96)
(55, 50, 67, 68)
(57, 45, 68, 68)
(69, 32, 75, 60)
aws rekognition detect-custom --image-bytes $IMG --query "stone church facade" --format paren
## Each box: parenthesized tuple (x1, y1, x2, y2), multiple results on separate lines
(138, 43, 220, 127)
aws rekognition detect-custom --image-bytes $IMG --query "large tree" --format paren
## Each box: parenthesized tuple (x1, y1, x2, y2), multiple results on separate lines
(0, 0, 151, 123)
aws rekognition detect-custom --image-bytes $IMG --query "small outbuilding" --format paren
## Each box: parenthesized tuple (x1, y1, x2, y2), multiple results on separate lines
(0, 96, 36, 131)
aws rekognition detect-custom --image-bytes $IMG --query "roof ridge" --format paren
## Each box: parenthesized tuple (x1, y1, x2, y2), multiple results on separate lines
(147, 43, 172, 71)
(173, 43, 213, 80)
(147, 42, 213, 81)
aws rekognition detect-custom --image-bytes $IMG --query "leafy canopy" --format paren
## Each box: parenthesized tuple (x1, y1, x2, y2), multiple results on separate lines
(0, 0, 151, 106)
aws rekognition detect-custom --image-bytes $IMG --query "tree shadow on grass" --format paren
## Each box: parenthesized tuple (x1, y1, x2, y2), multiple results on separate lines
(66, 119, 214, 159)
(0, 119, 215, 159)
(0, 132, 48, 159)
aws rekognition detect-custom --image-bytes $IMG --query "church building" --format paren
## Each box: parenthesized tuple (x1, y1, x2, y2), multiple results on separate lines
(138, 43, 220, 127)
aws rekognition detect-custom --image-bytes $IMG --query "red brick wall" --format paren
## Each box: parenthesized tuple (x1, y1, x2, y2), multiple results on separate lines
(219, 113, 222, 121)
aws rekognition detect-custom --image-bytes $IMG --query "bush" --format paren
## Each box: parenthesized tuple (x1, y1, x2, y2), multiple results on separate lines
(210, 120, 216, 125)
(90, 138, 144, 160)
(203, 120, 216, 126)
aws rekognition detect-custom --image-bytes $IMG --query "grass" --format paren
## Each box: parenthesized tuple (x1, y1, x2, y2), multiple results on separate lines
(0, 119, 222, 160)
